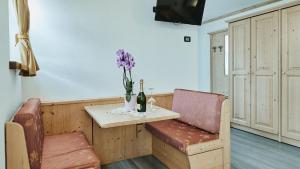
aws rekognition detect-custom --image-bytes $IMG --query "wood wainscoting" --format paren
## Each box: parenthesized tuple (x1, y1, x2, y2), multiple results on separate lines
(41, 93, 173, 164)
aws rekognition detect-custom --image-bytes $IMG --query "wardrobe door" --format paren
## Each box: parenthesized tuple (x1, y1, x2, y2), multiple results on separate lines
(229, 19, 251, 127)
(250, 12, 279, 134)
(282, 5, 300, 140)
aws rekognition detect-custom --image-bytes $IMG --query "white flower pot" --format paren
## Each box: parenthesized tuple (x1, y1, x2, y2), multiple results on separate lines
(124, 94, 137, 111)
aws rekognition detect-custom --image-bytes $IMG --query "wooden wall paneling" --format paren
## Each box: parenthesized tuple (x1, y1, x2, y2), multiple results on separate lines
(229, 19, 251, 127)
(41, 103, 93, 143)
(41, 105, 54, 135)
(281, 5, 300, 141)
(153, 94, 173, 110)
(41, 94, 173, 136)
(250, 11, 280, 134)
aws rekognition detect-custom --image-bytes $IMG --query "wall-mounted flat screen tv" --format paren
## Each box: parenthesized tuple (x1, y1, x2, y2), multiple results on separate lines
(154, 0, 206, 26)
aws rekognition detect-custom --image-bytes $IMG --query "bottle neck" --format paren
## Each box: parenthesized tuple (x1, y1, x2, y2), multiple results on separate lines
(140, 82, 144, 92)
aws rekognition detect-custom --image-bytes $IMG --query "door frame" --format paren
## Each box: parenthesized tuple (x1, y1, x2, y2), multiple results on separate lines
(209, 29, 229, 94)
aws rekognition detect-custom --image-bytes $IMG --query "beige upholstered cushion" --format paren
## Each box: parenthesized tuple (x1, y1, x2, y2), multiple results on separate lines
(13, 98, 44, 169)
(146, 120, 219, 153)
(41, 148, 100, 169)
(43, 132, 91, 159)
(172, 89, 225, 133)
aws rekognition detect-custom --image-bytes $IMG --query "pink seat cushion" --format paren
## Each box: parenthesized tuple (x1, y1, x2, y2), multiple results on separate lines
(13, 98, 101, 169)
(172, 89, 225, 133)
(145, 120, 219, 153)
(13, 98, 44, 169)
(41, 148, 100, 169)
(43, 132, 91, 159)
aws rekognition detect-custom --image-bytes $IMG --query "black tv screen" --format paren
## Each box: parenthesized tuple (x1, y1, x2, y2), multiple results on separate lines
(154, 0, 206, 26)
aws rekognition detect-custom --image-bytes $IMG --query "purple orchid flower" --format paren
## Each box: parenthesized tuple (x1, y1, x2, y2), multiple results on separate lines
(116, 49, 135, 70)
(116, 49, 136, 102)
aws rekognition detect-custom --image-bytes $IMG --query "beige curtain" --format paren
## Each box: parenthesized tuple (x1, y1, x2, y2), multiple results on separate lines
(13, 0, 39, 76)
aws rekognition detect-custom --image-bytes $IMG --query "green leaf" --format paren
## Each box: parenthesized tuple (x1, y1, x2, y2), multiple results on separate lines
(126, 94, 131, 102)
(125, 80, 133, 102)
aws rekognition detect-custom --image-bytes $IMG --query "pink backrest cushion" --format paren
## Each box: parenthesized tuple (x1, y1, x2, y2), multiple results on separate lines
(172, 89, 225, 133)
(13, 98, 44, 169)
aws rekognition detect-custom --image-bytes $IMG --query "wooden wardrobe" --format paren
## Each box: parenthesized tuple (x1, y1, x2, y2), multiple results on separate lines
(229, 2, 300, 147)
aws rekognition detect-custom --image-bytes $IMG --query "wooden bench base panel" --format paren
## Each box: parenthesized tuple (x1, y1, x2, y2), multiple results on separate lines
(189, 149, 224, 169)
(93, 123, 152, 164)
(153, 136, 190, 169)
(153, 136, 225, 169)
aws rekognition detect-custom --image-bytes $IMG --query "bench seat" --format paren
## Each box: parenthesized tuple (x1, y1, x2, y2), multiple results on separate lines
(145, 89, 231, 169)
(42, 148, 100, 169)
(11, 98, 100, 169)
(42, 132, 91, 159)
(145, 120, 219, 153)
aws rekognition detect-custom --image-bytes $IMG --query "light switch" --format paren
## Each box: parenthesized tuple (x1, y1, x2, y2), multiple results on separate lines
(184, 36, 191, 42)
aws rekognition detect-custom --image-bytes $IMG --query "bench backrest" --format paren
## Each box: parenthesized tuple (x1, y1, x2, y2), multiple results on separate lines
(172, 89, 225, 134)
(13, 98, 44, 169)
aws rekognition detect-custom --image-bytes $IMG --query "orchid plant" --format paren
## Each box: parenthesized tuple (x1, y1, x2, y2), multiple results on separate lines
(116, 49, 136, 102)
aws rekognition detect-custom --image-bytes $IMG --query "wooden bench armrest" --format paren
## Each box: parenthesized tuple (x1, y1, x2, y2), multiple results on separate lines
(6, 122, 30, 169)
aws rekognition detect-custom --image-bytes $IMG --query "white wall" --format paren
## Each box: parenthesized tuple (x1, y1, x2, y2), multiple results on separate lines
(21, 0, 200, 102)
(198, 0, 297, 92)
(202, 0, 263, 21)
(11, 0, 298, 103)
(0, 0, 22, 168)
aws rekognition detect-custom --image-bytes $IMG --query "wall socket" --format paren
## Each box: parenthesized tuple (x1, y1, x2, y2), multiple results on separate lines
(184, 36, 191, 42)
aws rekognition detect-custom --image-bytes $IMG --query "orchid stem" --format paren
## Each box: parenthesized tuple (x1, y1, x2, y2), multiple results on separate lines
(129, 70, 132, 81)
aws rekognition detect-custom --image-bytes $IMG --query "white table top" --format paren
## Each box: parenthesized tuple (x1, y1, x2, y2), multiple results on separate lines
(85, 104, 180, 128)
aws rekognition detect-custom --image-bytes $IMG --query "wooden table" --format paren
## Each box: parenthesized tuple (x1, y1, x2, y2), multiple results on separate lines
(84, 103, 180, 164)
(85, 103, 180, 128)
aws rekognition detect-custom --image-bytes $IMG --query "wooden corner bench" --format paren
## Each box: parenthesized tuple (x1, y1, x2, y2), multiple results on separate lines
(145, 89, 231, 169)
(6, 98, 101, 169)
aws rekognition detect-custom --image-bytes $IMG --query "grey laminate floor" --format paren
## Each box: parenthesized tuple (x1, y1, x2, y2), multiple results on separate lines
(102, 128, 300, 169)
(231, 129, 300, 169)
(101, 155, 168, 169)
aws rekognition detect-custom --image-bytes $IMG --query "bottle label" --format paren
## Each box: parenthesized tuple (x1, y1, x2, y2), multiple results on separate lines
(137, 104, 141, 111)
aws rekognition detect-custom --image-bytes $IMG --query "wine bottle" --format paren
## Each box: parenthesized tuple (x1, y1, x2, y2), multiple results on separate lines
(137, 79, 146, 112)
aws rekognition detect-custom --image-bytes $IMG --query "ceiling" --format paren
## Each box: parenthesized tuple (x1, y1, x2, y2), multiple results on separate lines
(202, 0, 265, 22)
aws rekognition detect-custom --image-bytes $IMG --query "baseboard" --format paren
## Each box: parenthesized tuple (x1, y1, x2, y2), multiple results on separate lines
(231, 123, 279, 141)
(231, 123, 300, 148)
(281, 137, 300, 148)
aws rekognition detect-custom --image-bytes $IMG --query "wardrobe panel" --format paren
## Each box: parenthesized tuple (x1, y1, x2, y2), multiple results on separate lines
(229, 19, 251, 127)
(282, 5, 300, 140)
(233, 26, 247, 71)
(287, 10, 300, 70)
(231, 20, 251, 74)
(232, 75, 250, 126)
(251, 11, 279, 134)
(255, 76, 273, 126)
